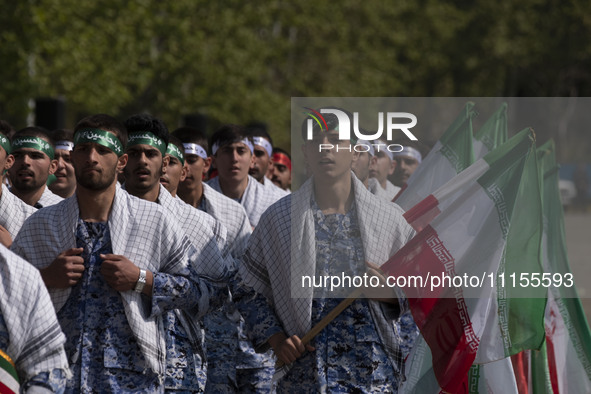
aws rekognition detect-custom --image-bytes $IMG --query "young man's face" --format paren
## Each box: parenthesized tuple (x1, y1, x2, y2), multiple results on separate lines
(71, 141, 126, 191)
(271, 162, 291, 189)
(369, 151, 395, 184)
(160, 153, 187, 195)
(177, 153, 210, 192)
(213, 142, 252, 184)
(302, 130, 357, 181)
(49, 148, 76, 196)
(393, 155, 420, 186)
(124, 144, 168, 193)
(9, 147, 56, 193)
(249, 143, 271, 182)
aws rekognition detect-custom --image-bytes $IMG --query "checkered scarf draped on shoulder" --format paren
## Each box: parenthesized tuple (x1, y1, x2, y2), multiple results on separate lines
(207, 175, 285, 228)
(11, 186, 195, 376)
(36, 187, 64, 208)
(0, 184, 36, 238)
(158, 184, 231, 287)
(239, 173, 415, 382)
(0, 245, 69, 381)
(201, 183, 252, 258)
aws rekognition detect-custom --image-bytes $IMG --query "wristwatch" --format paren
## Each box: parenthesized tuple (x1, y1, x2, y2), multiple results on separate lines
(134, 269, 147, 293)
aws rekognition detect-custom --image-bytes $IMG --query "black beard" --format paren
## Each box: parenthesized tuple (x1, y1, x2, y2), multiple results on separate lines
(75, 166, 117, 191)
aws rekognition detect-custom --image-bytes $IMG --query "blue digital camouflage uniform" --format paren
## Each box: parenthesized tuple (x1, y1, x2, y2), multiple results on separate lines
(234, 320, 275, 393)
(198, 191, 274, 394)
(272, 203, 399, 392)
(0, 314, 67, 392)
(163, 310, 207, 392)
(396, 311, 419, 360)
(196, 196, 238, 393)
(154, 186, 227, 393)
(202, 306, 237, 393)
(204, 296, 274, 394)
(58, 220, 161, 392)
(57, 220, 205, 392)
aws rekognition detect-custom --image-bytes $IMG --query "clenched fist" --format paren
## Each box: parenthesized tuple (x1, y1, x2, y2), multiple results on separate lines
(40, 248, 85, 288)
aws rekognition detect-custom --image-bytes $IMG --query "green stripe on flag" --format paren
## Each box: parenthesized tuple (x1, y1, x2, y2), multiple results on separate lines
(439, 102, 476, 173)
(441, 101, 476, 145)
(478, 128, 535, 225)
(467, 364, 482, 394)
(501, 133, 546, 355)
(531, 342, 554, 393)
(474, 102, 508, 153)
(479, 127, 546, 356)
(481, 128, 534, 177)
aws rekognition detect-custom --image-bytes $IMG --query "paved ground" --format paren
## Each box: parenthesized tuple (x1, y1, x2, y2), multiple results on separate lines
(564, 210, 591, 323)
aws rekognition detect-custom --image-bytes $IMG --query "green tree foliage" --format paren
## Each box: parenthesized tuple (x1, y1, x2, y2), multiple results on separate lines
(1, 0, 590, 158)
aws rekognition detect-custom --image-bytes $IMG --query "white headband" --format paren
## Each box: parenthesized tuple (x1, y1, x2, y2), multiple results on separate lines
(252, 136, 273, 157)
(211, 138, 254, 156)
(392, 146, 422, 163)
(183, 143, 208, 159)
(55, 140, 74, 152)
(355, 139, 375, 156)
(374, 141, 394, 161)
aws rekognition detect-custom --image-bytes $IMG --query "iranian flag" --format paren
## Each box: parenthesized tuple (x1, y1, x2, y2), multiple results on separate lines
(516, 140, 591, 393)
(473, 102, 508, 160)
(0, 349, 19, 394)
(403, 334, 520, 393)
(468, 102, 515, 392)
(383, 128, 546, 393)
(394, 102, 476, 210)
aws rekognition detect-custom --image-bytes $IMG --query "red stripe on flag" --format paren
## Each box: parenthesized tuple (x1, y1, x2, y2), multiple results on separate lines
(381, 225, 477, 393)
(511, 351, 530, 394)
(546, 335, 560, 394)
(381, 225, 447, 299)
(410, 297, 474, 393)
(545, 308, 561, 394)
(402, 194, 441, 232)
(0, 381, 16, 394)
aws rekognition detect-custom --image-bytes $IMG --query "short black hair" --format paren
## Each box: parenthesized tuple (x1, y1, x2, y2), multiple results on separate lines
(171, 126, 208, 153)
(0, 120, 15, 139)
(245, 122, 273, 146)
(210, 124, 251, 155)
(51, 128, 74, 143)
(74, 114, 127, 148)
(391, 137, 430, 158)
(124, 113, 169, 146)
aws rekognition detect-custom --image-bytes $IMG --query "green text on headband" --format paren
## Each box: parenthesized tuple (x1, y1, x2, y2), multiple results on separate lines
(74, 129, 124, 156)
(166, 143, 185, 165)
(11, 136, 54, 159)
(127, 132, 167, 156)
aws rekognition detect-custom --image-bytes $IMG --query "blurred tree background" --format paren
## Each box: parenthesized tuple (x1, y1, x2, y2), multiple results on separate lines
(1, 0, 591, 159)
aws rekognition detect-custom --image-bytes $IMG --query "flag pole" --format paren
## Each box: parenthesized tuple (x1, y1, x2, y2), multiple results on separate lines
(273, 287, 364, 380)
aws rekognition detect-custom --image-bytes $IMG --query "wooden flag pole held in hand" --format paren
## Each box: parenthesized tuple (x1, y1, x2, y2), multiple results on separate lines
(273, 287, 364, 381)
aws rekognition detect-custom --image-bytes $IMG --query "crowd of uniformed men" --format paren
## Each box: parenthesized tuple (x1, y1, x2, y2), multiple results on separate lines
(0, 112, 426, 393)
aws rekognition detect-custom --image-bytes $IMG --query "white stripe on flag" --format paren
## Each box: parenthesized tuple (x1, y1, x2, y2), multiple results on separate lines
(0, 368, 18, 394)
